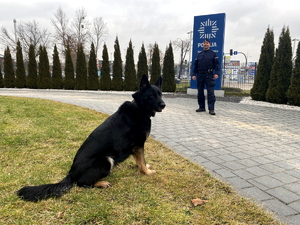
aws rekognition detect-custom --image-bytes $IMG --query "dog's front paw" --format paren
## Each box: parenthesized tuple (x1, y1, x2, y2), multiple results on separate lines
(144, 169, 156, 175)
(93, 181, 112, 189)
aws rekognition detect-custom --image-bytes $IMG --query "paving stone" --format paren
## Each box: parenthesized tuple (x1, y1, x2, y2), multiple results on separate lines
(288, 158, 300, 167)
(238, 145, 256, 151)
(255, 175, 285, 188)
(271, 173, 299, 184)
(214, 168, 236, 178)
(224, 146, 242, 152)
(207, 156, 225, 164)
(251, 156, 273, 164)
(263, 199, 298, 217)
(243, 187, 273, 201)
(179, 150, 200, 158)
(198, 150, 218, 157)
(266, 187, 300, 204)
(255, 148, 274, 155)
(233, 169, 256, 180)
(277, 152, 297, 160)
(287, 214, 300, 225)
(212, 148, 230, 155)
(229, 152, 250, 159)
(289, 200, 300, 212)
(201, 161, 222, 171)
(216, 154, 238, 162)
(238, 159, 260, 167)
(246, 167, 272, 177)
(274, 161, 296, 170)
(222, 161, 245, 170)
(222, 142, 238, 147)
(191, 155, 209, 163)
(285, 183, 300, 195)
(226, 177, 252, 189)
(259, 164, 285, 173)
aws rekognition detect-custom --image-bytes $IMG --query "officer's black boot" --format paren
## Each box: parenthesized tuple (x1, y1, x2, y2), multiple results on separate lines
(209, 110, 215, 115)
(196, 108, 206, 112)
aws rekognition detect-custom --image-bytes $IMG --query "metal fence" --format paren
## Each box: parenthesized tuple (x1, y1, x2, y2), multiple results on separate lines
(221, 61, 256, 90)
(222, 75, 254, 90)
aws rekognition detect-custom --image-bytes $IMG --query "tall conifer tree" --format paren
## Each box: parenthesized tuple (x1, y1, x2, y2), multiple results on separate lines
(3, 47, 15, 88)
(38, 46, 51, 89)
(44, 47, 51, 89)
(266, 26, 292, 104)
(27, 44, 38, 89)
(111, 36, 123, 91)
(75, 44, 87, 90)
(137, 43, 148, 83)
(15, 41, 26, 88)
(124, 40, 136, 91)
(250, 27, 274, 101)
(150, 43, 161, 85)
(87, 42, 99, 90)
(51, 45, 63, 89)
(287, 41, 300, 106)
(162, 42, 176, 92)
(64, 44, 75, 89)
(99, 44, 111, 90)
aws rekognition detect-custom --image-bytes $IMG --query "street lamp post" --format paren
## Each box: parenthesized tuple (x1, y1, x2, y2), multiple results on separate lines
(176, 38, 184, 79)
(187, 31, 193, 77)
(13, 18, 17, 43)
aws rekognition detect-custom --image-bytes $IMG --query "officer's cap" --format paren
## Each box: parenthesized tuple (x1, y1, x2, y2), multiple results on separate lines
(203, 38, 210, 43)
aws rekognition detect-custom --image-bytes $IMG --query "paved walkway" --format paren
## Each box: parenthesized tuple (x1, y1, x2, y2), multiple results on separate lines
(1, 89, 300, 225)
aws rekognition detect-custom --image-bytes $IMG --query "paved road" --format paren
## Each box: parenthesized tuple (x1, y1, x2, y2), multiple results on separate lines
(1, 89, 300, 225)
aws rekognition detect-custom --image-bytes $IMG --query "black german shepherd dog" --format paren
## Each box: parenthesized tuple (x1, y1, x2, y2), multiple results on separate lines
(17, 74, 166, 202)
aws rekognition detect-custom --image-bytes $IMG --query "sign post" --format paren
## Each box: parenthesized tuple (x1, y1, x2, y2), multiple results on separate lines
(189, 13, 226, 91)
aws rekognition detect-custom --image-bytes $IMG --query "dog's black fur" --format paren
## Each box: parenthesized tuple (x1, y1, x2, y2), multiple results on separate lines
(17, 74, 165, 202)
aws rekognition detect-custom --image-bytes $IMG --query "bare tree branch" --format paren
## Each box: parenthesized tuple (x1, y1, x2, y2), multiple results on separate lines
(71, 7, 90, 48)
(0, 20, 51, 59)
(89, 17, 108, 58)
(173, 39, 190, 78)
(0, 27, 16, 52)
(51, 6, 72, 53)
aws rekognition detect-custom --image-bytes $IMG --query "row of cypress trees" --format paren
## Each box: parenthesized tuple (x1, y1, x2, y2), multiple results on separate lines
(0, 37, 176, 92)
(251, 26, 300, 106)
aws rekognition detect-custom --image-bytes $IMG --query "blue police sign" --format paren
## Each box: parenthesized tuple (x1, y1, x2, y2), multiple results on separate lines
(190, 13, 226, 90)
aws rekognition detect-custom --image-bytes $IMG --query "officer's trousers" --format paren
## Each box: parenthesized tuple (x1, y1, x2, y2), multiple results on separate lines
(196, 74, 216, 110)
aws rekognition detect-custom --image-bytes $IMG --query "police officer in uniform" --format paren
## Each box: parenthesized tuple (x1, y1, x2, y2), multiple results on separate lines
(192, 38, 220, 115)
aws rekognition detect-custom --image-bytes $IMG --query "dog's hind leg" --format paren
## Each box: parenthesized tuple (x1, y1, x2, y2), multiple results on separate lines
(132, 147, 156, 175)
(93, 157, 114, 188)
(76, 157, 114, 188)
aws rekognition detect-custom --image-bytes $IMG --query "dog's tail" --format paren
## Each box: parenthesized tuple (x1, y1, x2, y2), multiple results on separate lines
(16, 175, 73, 202)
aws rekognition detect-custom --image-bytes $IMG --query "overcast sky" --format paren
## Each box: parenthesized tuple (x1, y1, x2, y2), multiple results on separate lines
(0, 0, 300, 64)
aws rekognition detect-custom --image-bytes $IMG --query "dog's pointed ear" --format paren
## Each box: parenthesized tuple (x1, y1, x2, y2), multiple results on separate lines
(154, 76, 162, 90)
(139, 74, 150, 90)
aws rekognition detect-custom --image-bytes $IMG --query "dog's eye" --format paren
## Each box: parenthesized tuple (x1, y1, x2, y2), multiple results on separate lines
(148, 94, 155, 99)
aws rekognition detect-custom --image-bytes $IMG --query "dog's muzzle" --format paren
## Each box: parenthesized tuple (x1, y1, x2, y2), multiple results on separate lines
(157, 102, 166, 112)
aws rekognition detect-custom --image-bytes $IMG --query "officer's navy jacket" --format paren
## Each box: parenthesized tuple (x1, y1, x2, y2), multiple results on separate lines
(193, 49, 220, 76)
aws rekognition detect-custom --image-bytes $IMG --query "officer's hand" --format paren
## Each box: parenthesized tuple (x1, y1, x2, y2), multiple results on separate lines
(213, 74, 219, 80)
(192, 76, 196, 80)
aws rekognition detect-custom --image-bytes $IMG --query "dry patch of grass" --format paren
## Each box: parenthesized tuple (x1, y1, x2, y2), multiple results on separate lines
(0, 96, 283, 224)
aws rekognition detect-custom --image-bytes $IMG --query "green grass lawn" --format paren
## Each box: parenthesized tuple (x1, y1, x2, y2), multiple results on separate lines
(0, 96, 282, 225)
